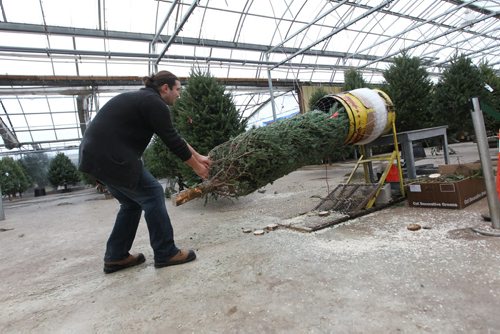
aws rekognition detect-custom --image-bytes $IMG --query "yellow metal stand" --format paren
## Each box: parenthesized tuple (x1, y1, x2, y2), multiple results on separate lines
(345, 120, 405, 209)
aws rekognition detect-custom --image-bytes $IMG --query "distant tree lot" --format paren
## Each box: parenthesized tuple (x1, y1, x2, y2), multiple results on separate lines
(305, 54, 499, 142)
(19, 152, 50, 189)
(0, 157, 31, 199)
(344, 68, 368, 91)
(431, 54, 489, 141)
(383, 52, 434, 133)
(380, 53, 499, 141)
(47, 153, 80, 191)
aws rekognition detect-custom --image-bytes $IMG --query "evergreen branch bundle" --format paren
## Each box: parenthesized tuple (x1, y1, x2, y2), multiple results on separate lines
(175, 105, 350, 205)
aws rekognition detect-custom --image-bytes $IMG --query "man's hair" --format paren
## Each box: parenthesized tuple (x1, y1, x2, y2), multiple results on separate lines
(143, 71, 179, 91)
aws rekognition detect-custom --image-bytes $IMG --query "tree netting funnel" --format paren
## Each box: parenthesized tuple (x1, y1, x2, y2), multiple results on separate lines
(314, 88, 395, 145)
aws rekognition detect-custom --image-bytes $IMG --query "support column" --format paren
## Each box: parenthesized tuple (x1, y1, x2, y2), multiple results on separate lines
(76, 94, 91, 136)
(0, 186, 4, 221)
(266, 53, 277, 122)
(470, 97, 500, 232)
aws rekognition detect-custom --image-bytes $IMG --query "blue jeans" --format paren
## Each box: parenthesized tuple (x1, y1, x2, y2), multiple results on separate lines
(103, 169, 179, 262)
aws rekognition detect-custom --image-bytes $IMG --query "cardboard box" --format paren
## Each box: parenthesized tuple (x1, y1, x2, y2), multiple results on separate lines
(406, 163, 486, 209)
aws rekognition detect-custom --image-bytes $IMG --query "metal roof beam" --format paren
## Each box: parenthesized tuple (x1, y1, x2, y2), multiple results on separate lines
(442, 0, 500, 19)
(152, 0, 180, 45)
(359, 12, 498, 69)
(417, 24, 499, 61)
(0, 75, 299, 90)
(0, 46, 386, 73)
(0, 22, 384, 62)
(0, 21, 155, 41)
(329, 0, 500, 40)
(351, 0, 478, 57)
(267, 0, 348, 54)
(269, 0, 395, 70)
(155, 0, 198, 66)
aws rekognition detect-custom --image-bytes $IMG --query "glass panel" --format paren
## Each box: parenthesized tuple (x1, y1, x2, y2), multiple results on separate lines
(4, 115, 28, 131)
(11, 131, 33, 143)
(0, 32, 47, 48)
(41, 0, 99, 29)
(2, 0, 41, 24)
(54, 128, 80, 140)
(31, 130, 56, 142)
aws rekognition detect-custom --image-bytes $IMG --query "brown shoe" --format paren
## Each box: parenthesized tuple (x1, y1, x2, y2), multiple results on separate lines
(103, 253, 146, 274)
(154, 249, 196, 268)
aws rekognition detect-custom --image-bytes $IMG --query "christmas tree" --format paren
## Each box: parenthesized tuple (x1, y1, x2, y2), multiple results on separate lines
(206, 106, 349, 198)
(175, 88, 394, 205)
(383, 53, 433, 132)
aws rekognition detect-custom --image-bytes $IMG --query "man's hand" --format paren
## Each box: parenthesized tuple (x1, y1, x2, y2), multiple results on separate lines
(184, 155, 210, 180)
(193, 162, 209, 180)
(185, 143, 212, 180)
(197, 154, 211, 169)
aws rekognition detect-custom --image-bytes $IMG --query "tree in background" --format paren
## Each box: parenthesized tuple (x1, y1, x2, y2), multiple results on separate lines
(308, 87, 329, 111)
(479, 62, 500, 134)
(144, 68, 247, 193)
(344, 68, 367, 91)
(19, 152, 50, 189)
(0, 157, 31, 199)
(431, 54, 485, 141)
(383, 53, 433, 132)
(47, 153, 80, 191)
(80, 171, 97, 186)
(174, 68, 247, 156)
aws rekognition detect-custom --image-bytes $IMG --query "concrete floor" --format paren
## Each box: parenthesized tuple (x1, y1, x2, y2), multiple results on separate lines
(0, 142, 499, 333)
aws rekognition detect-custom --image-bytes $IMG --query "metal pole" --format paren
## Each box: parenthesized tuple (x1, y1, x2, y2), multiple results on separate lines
(155, 0, 198, 66)
(470, 97, 500, 232)
(267, 0, 348, 54)
(270, 0, 395, 71)
(151, 0, 180, 45)
(0, 186, 5, 220)
(266, 54, 277, 122)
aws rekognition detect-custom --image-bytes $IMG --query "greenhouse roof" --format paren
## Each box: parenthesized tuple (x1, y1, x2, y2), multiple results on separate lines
(0, 0, 498, 155)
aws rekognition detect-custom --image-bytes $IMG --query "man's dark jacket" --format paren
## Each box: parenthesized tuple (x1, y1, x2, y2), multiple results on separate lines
(79, 87, 191, 189)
